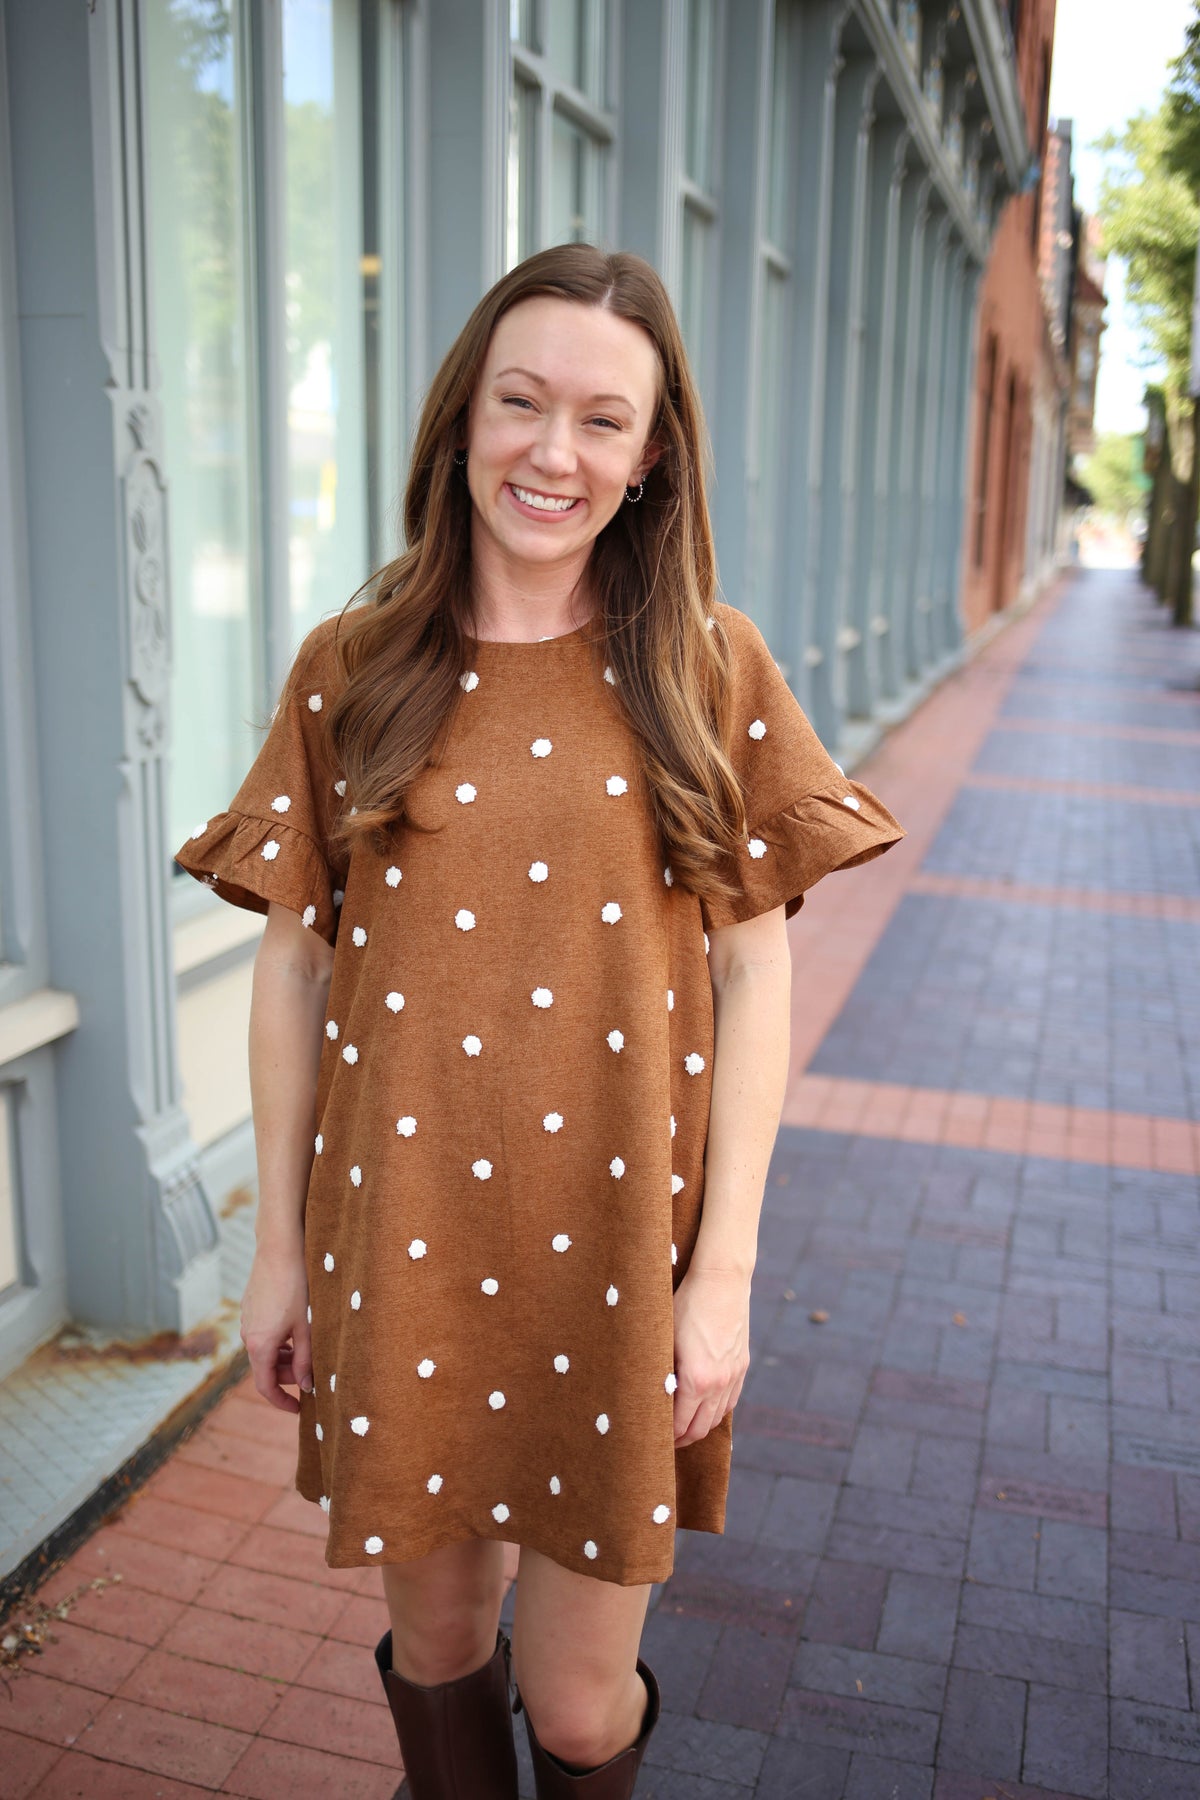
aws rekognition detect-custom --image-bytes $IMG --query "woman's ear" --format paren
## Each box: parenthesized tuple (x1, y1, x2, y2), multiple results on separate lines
(632, 437, 665, 484)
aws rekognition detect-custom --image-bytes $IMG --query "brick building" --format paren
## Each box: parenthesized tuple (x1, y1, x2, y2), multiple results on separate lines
(959, 0, 1064, 632)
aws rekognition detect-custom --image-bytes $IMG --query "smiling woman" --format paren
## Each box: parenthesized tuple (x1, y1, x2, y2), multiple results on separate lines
(173, 243, 903, 1797)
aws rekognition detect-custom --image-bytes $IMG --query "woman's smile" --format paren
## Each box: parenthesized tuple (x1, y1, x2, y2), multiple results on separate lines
(505, 481, 583, 517)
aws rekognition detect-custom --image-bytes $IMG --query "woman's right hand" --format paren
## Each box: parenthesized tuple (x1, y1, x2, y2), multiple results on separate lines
(241, 1241, 312, 1413)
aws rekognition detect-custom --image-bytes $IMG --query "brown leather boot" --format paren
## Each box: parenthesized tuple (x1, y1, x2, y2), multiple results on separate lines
(374, 1627, 519, 1799)
(511, 1661, 661, 1798)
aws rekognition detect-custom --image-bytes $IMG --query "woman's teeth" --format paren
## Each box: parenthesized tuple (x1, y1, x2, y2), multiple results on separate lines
(510, 484, 578, 512)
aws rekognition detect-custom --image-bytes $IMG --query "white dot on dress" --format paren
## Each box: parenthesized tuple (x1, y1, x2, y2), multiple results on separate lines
(606, 1285, 619, 1306)
(549, 1475, 562, 1494)
(603, 666, 615, 684)
(302, 905, 317, 928)
(748, 718, 767, 740)
(543, 1112, 563, 1133)
(397, 1115, 417, 1137)
(319, 1495, 330, 1512)
(529, 860, 549, 882)
(335, 779, 347, 797)
(748, 837, 767, 860)
(262, 840, 281, 862)
(532, 987, 553, 1008)
(671, 1242, 678, 1266)
(385, 991, 404, 1013)
(667, 989, 674, 1012)
(315, 1133, 324, 1155)
(601, 901, 623, 924)
(609, 1157, 625, 1179)
(473, 1158, 492, 1180)
(350, 1165, 362, 1187)
(308, 693, 323, 712)
(455, 908, 476, 931)
(334, 890, 344, 907)
(342, 1044, 359, 1064)
(684, 1053, 705, 1076)
(325, 1020, 338, 1040)
(306, 1306, 312, 1323)
(488, 1390, 506, 1410)
(583, 1540, 598, 1560)
(417, 1358, 436, 1378)
(531, 737, 553, 758)
(606, 775, 627, 796)
(463, 1034, 482, 1056)
(553, 1354, 570, 1373)
(271, 795, 291, 813)
(385, 865, 402, 886)
(460, 670, 479, 692)
(315, 1422, 323, 1441)
(672, 1174, 685, 1195)
(350, 1290, 362, 1311)
(665, 1372, 678, 1394)
(664, 867, 673, 887)
(350, 1415, 369, 1435)
(330, 1374, 336, 1392)
(607, 1029, 624, 1052)
(596, 1413, 610, 1434)
(427, 1473, 443, 1493)
(408, 1238, 427, 1259)
(323, 1252, 334, 1272)
(652, 1504, 671, 1524)
(365, 1535, 384, 1554)
(842, 793, 861, 811)
(190, 822, 208, 840)
(834, 761, 846, 776)
(481, 1276, 499, 1295)
(352, 925, 367, 947)
(492, 1502, 510, 1523)
(552, 1233, 572, 1252)
(670, 1116, 676, 1139)
(456, 782, 477, 804)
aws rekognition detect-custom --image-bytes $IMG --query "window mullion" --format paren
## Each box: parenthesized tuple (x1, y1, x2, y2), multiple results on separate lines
(247, 0, 292, 699)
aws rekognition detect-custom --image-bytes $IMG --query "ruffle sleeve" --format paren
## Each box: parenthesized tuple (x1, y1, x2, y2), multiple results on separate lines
(701, 604, 905, 933)
(173, 618, 347, 946)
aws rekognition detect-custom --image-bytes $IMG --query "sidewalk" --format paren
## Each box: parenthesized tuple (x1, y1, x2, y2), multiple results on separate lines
(3, 566, 1199, 1798)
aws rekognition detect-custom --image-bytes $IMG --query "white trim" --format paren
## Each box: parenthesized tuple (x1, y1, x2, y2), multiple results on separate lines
(0, 989, 80, 1072)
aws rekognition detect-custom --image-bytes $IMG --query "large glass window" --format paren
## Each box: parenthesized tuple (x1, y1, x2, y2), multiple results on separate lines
(506, 0, 615, 267)
(146, 0, 258, 857)
(282, 0, 370, 642)
(147, 0, 400, 866)
(748, 0, 794, 636)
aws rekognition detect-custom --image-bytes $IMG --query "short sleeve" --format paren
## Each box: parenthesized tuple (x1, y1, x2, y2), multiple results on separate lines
(173, 619, 346, 945)
(701, 604, 905, 932)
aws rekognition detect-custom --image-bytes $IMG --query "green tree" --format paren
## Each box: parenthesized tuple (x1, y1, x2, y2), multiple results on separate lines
(1080, 433, 1149, 521)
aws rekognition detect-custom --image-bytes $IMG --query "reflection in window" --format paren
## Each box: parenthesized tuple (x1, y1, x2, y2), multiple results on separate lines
(283, 0, 370, 644)
(506, 78, 538, 270)
(545, 0, 606, 102)
(550, 113, 603, 245)
(146, 0, 258, 857)
(680, 0, 719, 377)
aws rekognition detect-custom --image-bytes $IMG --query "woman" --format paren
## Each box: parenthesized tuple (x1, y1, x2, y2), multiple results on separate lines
(176, 245, 903, 1798)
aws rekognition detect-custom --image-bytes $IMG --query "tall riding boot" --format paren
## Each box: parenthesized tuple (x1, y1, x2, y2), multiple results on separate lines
(511, 1660, 661, 1799)
(374, 1627, 519, 1799)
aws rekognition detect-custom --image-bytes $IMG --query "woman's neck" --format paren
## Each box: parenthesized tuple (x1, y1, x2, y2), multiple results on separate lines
(468, 535, 594, 642)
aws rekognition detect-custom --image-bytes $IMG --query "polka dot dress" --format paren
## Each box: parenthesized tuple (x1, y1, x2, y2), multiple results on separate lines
(176, 603, 903, 1583)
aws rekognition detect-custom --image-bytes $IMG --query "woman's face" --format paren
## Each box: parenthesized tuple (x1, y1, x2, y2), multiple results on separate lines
(464, 295, 661, 585)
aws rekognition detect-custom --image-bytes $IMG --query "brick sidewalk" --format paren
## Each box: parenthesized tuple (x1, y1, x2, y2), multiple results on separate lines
(4, 566, 1200, 1798)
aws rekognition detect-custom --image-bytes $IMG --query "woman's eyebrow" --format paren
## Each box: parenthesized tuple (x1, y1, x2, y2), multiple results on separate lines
(492, 365, 636, 412)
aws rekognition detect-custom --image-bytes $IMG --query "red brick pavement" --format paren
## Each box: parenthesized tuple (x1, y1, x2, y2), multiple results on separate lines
(4, 568, 1199, 1798)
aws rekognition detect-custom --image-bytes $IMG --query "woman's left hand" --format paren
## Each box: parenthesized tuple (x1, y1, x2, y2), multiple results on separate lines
(670, 1266, 752, 1447)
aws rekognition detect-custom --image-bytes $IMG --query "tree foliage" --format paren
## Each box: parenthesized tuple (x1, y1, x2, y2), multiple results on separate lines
(1080, 432, 1149, 521)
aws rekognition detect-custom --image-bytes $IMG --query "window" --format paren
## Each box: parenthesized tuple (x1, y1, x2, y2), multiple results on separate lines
(506, 0, 616, 267)
(0, 1088, 16, 1293)
(146, 0, 401, 862)
(679, 0, 720, 375)
(974, 332, 998, 568)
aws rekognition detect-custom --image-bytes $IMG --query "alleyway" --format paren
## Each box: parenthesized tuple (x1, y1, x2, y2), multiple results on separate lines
(4, 566, 1200, 1799)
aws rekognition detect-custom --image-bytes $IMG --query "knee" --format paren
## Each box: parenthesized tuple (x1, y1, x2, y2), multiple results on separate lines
(390, 1609, 498, 1685)
(518, 1677, 625, 1769)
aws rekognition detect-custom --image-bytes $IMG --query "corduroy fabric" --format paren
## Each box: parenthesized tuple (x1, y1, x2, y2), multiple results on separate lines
(175, 602, 904, 1584)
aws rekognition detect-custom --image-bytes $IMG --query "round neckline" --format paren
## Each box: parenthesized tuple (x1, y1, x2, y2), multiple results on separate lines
(467, 617, 597, 648)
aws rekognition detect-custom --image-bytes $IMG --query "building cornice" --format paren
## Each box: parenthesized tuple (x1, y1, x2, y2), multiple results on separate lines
(959, 0, 1033, 187)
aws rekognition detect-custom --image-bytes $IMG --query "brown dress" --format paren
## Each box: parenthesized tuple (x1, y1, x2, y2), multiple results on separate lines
(176, 602, 904, 1584)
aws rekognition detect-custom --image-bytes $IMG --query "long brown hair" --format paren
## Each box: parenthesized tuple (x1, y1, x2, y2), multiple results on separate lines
(327, 244, 746, 905)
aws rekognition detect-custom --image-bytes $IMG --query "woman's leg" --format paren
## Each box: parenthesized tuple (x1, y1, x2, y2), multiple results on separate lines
(381, 1536, 509, 1684)
(509, 1544, 654, 1770)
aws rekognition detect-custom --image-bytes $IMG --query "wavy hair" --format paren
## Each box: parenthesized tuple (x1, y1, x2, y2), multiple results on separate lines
(326, 244, 746, 906)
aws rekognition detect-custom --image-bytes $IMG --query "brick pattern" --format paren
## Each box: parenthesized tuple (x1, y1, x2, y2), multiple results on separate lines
(3, 568, 1199, 1797)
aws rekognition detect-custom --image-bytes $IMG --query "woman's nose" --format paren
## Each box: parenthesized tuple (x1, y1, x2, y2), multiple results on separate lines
(530, 417, 576, 477)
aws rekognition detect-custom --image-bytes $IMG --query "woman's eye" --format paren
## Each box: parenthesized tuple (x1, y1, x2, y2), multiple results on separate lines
(590, 417, 621, 431)
(502, 395, 535, 410)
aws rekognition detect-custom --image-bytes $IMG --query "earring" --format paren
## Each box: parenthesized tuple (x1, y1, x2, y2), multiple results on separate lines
(453, 449, 468, 468)
(624, 477, 645, 504)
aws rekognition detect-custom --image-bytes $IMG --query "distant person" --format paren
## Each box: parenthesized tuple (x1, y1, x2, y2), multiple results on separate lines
(177, 245, 903, 1797)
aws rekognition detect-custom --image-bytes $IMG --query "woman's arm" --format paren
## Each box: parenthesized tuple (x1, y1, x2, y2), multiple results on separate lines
(242, 901, 335, 1413)
(671, 903, 792, 1447)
